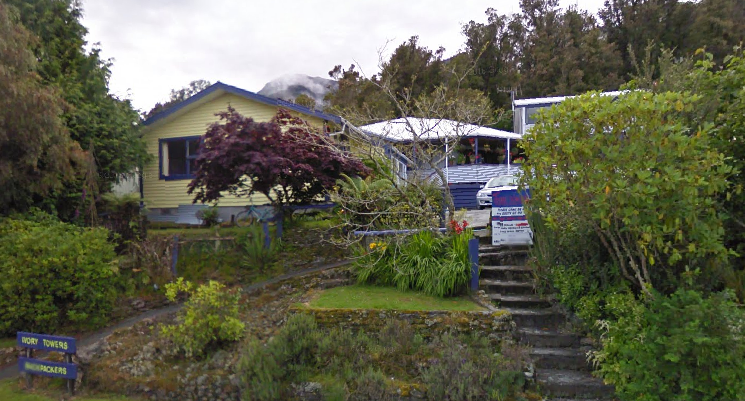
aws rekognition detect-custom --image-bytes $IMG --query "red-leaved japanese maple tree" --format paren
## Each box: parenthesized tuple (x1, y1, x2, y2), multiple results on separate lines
(187, 107, 369, 211)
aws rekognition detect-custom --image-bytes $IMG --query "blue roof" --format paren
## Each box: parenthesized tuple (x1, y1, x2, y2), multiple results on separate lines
(143, 81, 341, 126)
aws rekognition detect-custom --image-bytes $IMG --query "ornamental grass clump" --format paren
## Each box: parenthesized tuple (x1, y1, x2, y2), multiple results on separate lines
(354, 224, 473, 297)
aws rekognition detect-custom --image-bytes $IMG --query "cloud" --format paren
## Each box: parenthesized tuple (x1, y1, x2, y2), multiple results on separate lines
(81, 0, 606, 112)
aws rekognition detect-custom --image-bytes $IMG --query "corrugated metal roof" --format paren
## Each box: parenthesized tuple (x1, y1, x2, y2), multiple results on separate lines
(513, 90, 627, 107)
(360, 118, 522, 142)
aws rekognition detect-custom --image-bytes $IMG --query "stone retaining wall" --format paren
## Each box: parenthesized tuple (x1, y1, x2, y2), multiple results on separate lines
(290, 307, 515, 343)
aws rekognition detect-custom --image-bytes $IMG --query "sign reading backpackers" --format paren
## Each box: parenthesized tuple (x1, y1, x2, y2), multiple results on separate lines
(17, 332, 78, 393)
(491, 189, 533, 246)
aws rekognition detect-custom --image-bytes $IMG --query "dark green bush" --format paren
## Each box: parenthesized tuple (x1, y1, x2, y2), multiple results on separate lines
(421, 334, 528, 401)
(355, 229, 472, 297)
(238, 315, 529, 401)
(593, 289, 745, 401)
(0, 211, 118, 336)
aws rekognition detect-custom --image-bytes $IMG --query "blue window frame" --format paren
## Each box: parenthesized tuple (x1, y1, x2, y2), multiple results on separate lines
(159, 136, 202, 181)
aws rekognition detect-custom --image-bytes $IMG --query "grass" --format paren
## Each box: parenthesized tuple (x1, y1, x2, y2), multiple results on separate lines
(307, 285, 484, 311)
(0, 338, 16, 348)
(0, 379, 142, 401)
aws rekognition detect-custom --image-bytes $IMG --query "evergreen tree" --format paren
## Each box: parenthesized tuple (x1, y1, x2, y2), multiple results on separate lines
(0, 2, 79, 212)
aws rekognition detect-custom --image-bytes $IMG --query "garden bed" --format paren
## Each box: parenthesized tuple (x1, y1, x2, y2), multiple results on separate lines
(293, 285, 513, 343)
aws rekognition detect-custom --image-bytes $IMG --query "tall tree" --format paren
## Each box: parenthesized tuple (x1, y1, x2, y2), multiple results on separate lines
(0, 2, 79, 212)
(144, 79, 212, 120)
(600, 0, 693, 78)
(462, 9, 525, 110)
(519, 0, 622, 97)
(5, 0, 148, 196)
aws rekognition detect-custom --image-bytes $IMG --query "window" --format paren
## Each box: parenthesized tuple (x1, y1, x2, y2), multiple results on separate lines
(525, 106, 547, 125)
(159, 136, 202, 180)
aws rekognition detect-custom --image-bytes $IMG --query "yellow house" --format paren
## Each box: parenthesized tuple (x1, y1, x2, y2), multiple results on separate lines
(140, 82, 340, 224)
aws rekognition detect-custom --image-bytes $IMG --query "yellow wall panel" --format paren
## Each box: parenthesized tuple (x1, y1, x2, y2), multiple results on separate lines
(142, 93, 326, 209)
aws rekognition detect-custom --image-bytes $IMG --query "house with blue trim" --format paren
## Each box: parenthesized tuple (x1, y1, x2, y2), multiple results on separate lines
(139, 82, 340, 224)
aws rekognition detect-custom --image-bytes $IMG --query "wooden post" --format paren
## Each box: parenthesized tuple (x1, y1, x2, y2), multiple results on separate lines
(469, 238, 479, 292)
(65, 353, 75, 395)
(262, 221, 270, 249)
(276, 211, 283, 241)
(171, 235, 179, 277)
(24, 348, 32, 389)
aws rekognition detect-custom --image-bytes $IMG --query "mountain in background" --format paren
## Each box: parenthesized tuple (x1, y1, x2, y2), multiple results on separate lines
(258, 74, 337, 107)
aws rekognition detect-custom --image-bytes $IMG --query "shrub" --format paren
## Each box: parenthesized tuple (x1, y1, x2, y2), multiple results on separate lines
(99, 192, 146, 253)
(593, 289, 745, 401)
(161, 278, 245, 357)
(355, 228, 473, 297)
(522, 91, 732, 295)
(334, 174, 444, 231)
(119, 235, 175, 289)
(238, 315, 529, 401)
(240, 337, 283, 401)
(351, 368, 394, 401)
(421, 334, 528, 401)
(239, 223, 279, 272)
(196, 206, 220, 227)
(0, 211, 118, 336)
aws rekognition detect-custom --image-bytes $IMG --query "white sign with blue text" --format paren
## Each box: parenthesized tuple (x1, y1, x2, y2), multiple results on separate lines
(491, 189, 533, 246)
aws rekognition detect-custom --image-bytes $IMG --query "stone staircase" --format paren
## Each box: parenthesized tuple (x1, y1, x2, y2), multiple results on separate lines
(478, 244, 615, 400)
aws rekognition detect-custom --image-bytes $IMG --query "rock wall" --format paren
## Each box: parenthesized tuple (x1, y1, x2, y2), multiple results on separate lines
(290, 307, 514, 343)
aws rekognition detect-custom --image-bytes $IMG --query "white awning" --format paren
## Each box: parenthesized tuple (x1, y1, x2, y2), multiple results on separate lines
(360, 118, 522, 142)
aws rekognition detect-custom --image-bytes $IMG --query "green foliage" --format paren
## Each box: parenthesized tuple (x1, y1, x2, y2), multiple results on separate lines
(0, 2, 78, 213)
(0, 211, 117, 336)
(196, 206, 220, 227)
(161, 278, 245, 357)
(355, 229, 473, 297)
(239, 315, 529, 401)
(334, 174, 444, 231)
(239, 223, 279, 272)
(5, 0, 148, 196)
(421, 334, 528, 401)
(593, 289, 745, 401)
(119, 235, 174, 290)
(100, 193, 146, 252)
(522, 90, 732, 294)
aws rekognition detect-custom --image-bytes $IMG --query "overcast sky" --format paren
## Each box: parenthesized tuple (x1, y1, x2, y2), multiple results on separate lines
(81, 0, 606, 112)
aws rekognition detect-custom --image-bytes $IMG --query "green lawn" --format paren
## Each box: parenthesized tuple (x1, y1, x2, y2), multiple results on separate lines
(308, 285, 484, 311)
(0, 338, 16, 348)
(0, 379, 141, 401)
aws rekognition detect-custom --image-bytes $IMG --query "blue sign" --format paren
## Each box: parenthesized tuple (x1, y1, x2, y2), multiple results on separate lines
(18, 357, 77, 380)
(491, 189, 533, 246)
(17, 332, 76, 353)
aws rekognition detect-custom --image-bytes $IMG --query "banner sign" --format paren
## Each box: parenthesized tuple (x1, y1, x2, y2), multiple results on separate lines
(17, 332, 76, 353)
(18, 357, 78, 380)
(492, 189, 533, 246)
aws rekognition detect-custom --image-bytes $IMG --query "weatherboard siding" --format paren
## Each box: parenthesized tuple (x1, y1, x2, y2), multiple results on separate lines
(142, 93, 325, 209)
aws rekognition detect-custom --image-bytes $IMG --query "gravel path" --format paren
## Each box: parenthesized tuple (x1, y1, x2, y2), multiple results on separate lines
(0, 259, 351, 381)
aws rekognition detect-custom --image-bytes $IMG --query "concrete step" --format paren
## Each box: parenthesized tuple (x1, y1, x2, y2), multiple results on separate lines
(532, 347, 591, 371)
(517, 328, 580, 348)
(479, 279, 535, 295)
(505, 307, 566, 330)
(537, 369, 614, 399)
(479, 248, 529, 265)
(489, 294, 551, 309)
(479, 265, 534, 281)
